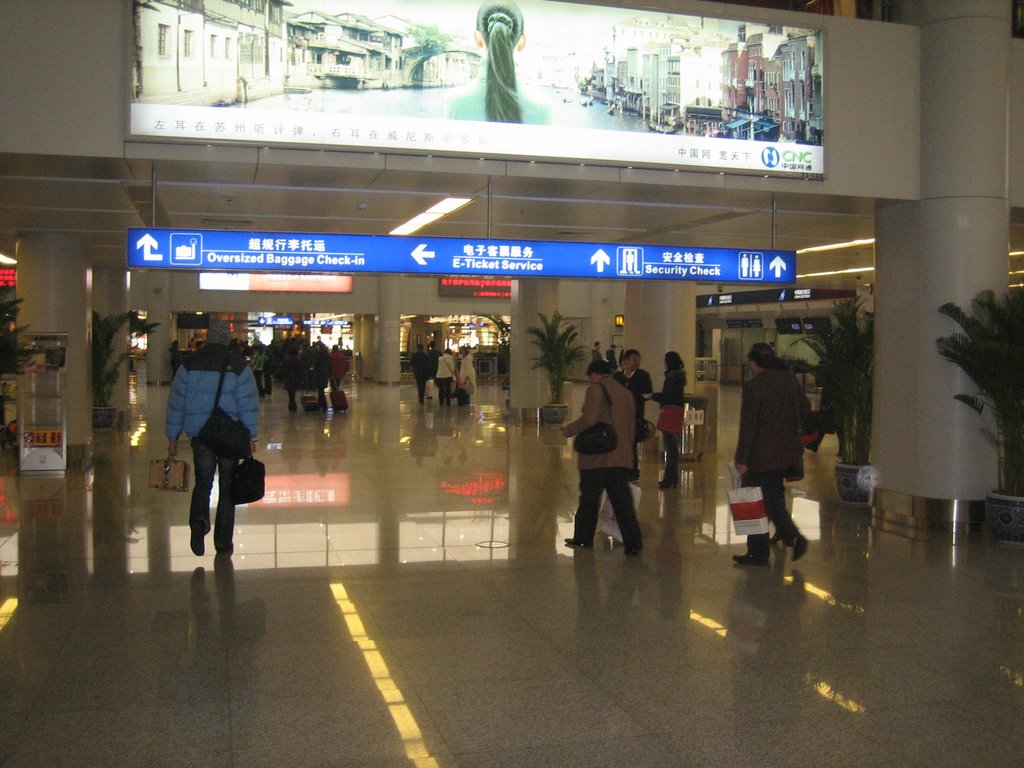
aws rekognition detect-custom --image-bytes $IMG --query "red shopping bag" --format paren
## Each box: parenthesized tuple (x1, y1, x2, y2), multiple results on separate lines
(727, 486, 770, 535)
(656, 405, 684, 435)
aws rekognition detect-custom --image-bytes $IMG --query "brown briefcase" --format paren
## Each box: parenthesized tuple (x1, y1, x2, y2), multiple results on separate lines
(148, 458, 191, 492)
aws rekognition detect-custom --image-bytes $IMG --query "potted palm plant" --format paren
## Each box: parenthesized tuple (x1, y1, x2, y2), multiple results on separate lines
(92, 311, 131, 429)
(0, 297, 29, 446)
(936, 289, 1024, 542)
(797, 297, 875, 503)
(526, 311, 586, 424)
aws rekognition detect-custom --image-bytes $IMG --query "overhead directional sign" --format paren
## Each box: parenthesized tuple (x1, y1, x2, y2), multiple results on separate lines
(127, 228, 795, 284)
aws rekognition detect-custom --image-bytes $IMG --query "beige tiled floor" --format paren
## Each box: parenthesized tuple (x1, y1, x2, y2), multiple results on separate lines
(0, 378, 1021, 767)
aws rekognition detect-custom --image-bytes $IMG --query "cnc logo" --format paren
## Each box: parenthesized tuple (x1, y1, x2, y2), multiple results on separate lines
(761, 147, 780, 168)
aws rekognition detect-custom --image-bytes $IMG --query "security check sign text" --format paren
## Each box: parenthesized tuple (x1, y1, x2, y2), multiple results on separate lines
(128, 229, 795, 284)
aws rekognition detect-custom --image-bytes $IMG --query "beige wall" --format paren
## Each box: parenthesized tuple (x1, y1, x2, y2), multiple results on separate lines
(0, 0, 127, 158)
(1, 2, 1020, 208)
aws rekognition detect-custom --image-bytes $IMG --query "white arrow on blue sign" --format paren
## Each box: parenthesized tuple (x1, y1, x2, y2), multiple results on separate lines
(127, 228, 796, 285)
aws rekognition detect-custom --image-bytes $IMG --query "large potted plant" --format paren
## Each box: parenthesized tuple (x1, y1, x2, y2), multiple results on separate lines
(797, 297, 875, 503)
(92, 311, 131, 429)
(0, 297, 29, 446)
(936, 289, 1024, 542)
(526, 311, 586, 424)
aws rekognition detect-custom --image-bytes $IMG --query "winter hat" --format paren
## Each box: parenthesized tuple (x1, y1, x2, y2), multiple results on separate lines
(207, 319, 231, 346)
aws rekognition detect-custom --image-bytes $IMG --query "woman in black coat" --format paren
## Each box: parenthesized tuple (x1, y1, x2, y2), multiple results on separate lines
(651, 351, 687, 488)
(279, 346, 305, 412)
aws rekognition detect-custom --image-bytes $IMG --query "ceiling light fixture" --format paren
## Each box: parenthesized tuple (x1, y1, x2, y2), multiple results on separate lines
(0, 253, 16, 265)
(797, 266, 875, 279)
(389, 197, 473, 236)
(796, 238, 875, 254)
(1010, 250, 1024, 257)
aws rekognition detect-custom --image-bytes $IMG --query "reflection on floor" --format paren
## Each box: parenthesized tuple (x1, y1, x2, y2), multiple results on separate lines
(0, 379, 1022, 767)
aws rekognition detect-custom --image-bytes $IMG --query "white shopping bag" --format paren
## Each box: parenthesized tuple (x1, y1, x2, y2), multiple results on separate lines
(597, 482, 642, 542)
(727, 486, 770, 536)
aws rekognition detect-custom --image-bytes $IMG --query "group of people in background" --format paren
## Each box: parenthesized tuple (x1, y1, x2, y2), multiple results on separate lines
(170, 334, 353, 415)
(588, 343, 687, 489)
(410, 341, 477, 408)
(568, 338, 810, 568)
(167, 323, 809, 568)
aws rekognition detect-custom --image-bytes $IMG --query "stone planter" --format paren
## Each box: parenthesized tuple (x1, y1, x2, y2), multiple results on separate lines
(540, 403, 568, 424)
(986, 493, 1024, 543)
(835, 462, 874, 505)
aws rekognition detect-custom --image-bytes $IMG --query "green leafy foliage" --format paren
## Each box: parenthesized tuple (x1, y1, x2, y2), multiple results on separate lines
(409, 24, 452, 60)
(91, 310, 160, 407)
(937, 289, 1024, 496)
(0, 297, 30, 376)
(92, 312, 130, 407)
(526, 311, 586, 404)
(129, 310, 159, 339)
(797, 298, 874, 465)
(483, 314, 510, 374)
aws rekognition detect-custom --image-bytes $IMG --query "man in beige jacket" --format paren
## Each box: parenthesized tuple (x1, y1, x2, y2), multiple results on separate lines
(562, 360, 643, 555)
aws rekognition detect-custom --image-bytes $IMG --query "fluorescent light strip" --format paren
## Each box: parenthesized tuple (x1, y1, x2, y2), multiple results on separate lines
(999, 665, 1024, 688)
(783, 576, 865, 614)
(797, 266, 875, 279)
(804, 673, 866, 713)
(0, 254, 16, 265)
(390, 197, 473, 236)
(689, 610, 728, 638)
(798, 241, 1020, 259)
(796, 238, 875, 254)
(0, 598, 17, 632)
(331, 583, 440, 767)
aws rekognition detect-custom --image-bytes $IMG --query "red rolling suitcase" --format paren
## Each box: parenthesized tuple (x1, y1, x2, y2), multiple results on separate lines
(330, 388, 349, 412)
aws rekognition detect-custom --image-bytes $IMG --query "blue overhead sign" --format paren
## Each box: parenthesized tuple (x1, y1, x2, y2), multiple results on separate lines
(127, 228, 795, 284)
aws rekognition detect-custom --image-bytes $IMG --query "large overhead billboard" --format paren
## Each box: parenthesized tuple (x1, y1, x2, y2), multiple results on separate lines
(130, 1, 823, 176)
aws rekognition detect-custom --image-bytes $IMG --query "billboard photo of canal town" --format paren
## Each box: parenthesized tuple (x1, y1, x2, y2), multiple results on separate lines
(130, 0, 824, 175)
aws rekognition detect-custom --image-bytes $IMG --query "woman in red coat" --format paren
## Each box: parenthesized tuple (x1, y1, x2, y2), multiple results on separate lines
(329, 345, 349, 390)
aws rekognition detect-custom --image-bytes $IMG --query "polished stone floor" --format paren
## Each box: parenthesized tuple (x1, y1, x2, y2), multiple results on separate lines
(0, 377, 1022, 767)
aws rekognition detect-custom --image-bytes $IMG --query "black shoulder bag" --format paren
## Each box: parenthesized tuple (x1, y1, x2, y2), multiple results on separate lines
(573, 382, 618, 455)
(197, 356, 252, 460)
(232, 455, 266, 504)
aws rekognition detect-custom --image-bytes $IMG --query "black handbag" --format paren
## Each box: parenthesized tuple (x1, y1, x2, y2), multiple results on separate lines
(573, 383, 618, 455)
(635, 418, 656, 443)
(232, 456, 266, 505)
(197, 358, 252, 460)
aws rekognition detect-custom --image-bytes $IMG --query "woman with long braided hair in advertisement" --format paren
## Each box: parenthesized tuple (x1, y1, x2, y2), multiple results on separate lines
(446, 2, 552, 125)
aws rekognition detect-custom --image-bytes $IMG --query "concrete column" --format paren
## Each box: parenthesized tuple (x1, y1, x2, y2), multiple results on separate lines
(376, 276, 401, 385)
(874, 0, 1009, 504)
(625, 281, 696, 383)
(142, 270, 173, 385)
(92, 267, 130, 418)
(509, 278, 558, 412)
(16, 233, 91, 457)
(623, 282, 642, 354)
(359, 314, 376, 380)
(588, 281, 613, 350)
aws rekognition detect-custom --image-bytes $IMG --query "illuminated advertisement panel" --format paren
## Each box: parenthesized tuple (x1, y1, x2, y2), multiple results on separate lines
(439, 277, 512, 298)
(129, 1, 824, 176)
(199, 272, 353, 293)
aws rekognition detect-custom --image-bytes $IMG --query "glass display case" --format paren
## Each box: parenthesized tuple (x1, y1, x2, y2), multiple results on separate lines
(19, 333, 68, 474)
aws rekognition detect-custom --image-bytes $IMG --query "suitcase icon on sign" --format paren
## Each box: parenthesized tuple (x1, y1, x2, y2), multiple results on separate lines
(170, 233, 203, 265)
